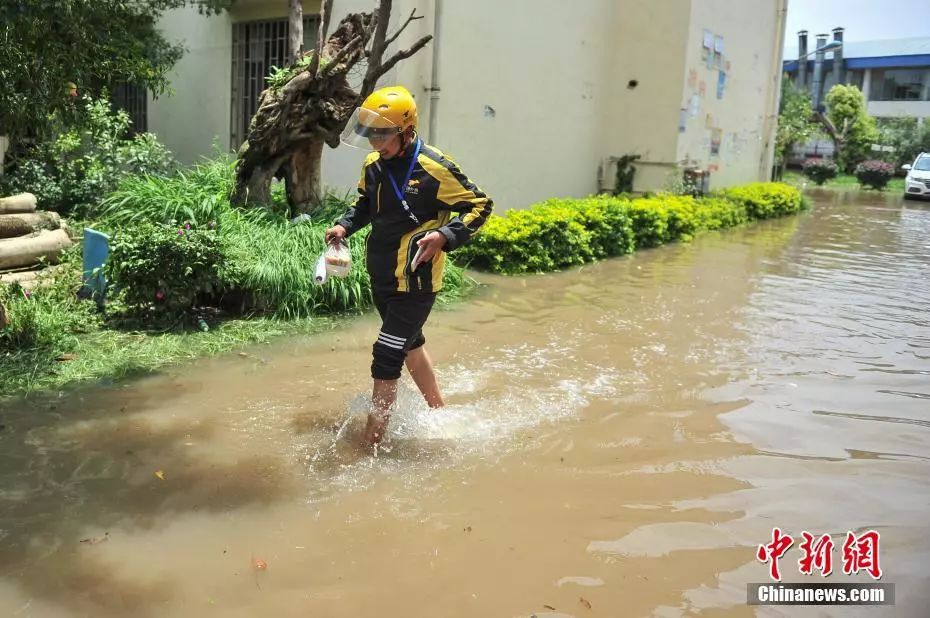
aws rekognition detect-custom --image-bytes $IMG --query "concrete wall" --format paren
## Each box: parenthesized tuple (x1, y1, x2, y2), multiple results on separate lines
(675, 0, 787, 189)
(601, 0, 691, 193)
(149, 1, 321, 165)
(148, 7, 234, 165)
(393, 0, 616, 211)
(868, 100, 930, 119)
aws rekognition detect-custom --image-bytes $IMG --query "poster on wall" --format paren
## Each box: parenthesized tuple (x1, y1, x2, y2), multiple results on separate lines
(679, 108, 688, 133)
(689, 94, 701, 117)
(688, 69, 698, 89)
(714, 35, 724, 54)
(710, 128, 723, 156)
(703, 29, 713, 49)
(716, 71, 727, 99)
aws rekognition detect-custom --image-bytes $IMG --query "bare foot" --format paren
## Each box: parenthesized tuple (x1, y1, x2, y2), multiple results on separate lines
(362, 410, 390, 448)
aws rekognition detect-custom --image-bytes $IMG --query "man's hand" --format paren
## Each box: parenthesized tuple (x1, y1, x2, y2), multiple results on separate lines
(324, 224, 347, 245)
(414, 231, 447, 266)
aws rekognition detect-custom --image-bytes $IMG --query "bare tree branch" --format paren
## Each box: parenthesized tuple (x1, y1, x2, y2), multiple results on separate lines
(309, 0, 334, 78)
(372, 35, 432, 84)
(814, 111, 849, 142)
(321, 35, 365, 76)
(384, 9, 424, 49)
(363, 0, 393, 87)
(288, 0, 303, 61)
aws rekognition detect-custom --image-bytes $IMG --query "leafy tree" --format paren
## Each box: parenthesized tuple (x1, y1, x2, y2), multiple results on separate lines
(819, 85, 878, 173)
(0, 0, 234, 165)
(775, 79, 816, 178)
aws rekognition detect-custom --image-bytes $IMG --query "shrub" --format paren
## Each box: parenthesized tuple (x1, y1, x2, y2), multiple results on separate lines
(721, 182, 804, 219)
(98, 156, 234, 227)
(692, 197, 748, 230)
(801, 158, 838, 186)
(457, 183, 803, 274)
(105, 220, 226, 319)
(855, 160, 894, 190)
(1, 95, 176, 217)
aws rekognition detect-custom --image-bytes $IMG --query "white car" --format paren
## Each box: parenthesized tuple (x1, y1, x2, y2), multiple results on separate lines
(903, 153, 930, 200)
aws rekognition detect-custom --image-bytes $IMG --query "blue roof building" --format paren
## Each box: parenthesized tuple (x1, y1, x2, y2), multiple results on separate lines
(783, 30, 930, 122)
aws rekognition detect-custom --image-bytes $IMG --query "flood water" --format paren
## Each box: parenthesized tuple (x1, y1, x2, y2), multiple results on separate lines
(1, 189, 928, 617)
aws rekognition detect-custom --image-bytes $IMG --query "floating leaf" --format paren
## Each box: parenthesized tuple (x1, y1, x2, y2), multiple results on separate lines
(154, 470, 166, 480)
(80, 532, 109, 545)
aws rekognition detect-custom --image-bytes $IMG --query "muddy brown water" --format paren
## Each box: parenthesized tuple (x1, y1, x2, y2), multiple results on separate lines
(1, 190, 928, 617)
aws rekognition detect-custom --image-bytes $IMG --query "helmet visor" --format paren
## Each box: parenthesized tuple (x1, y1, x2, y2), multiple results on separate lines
(340, 107, 402, 149)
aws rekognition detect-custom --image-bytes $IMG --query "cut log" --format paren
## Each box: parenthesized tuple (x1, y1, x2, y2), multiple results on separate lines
(0, 270, 39, 284)
(0, 229, 72, 270)
(0, 212, 61, 238)
(0, 193, 38, 214)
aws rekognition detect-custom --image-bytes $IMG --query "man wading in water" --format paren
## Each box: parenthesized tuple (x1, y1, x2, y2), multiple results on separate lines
(325, 86, 493, 448)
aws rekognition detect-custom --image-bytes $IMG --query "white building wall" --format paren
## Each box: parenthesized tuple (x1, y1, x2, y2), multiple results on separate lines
(676, 0, 787, 189)
(149, 0, 786, 210)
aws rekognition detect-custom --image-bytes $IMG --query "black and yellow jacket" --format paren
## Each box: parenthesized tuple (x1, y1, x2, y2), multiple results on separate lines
(336, 138, 493, 294)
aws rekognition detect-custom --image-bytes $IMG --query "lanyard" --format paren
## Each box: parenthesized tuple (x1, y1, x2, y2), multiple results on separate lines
(385, 139, 421, 225)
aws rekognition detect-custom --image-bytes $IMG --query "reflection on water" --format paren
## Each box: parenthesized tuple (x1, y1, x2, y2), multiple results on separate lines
(0, 189, 928, 617)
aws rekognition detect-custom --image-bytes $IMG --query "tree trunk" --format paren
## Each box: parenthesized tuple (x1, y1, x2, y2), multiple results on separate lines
(0, 229, 72, 271)
(288, 139, 325, 215)
(289, 0, 303, 61)
(231, 148, 288, 207)
(0, 212, 61, 239)
(231, 4, 431, 212)
(0, 298, 7, 329)
(0, 192, 37, 214)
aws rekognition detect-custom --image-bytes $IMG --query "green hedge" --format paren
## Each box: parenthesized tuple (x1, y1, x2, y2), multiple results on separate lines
(456, 182, 804, 274)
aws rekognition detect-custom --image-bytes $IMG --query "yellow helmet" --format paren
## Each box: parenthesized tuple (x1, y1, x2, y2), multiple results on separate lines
(361, 86, 418, 131)
(341, 86, 418, 148)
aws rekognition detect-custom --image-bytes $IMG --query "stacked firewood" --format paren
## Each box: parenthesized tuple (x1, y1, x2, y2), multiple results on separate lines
(0, 192, 73, 292)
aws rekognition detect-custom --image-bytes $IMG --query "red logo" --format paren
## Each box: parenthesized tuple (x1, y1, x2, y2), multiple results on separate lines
(842, 530, 882, 579)
(757, 529, 882, 581)
(798, 532, 834, 576)
(756, 527, 794, 581)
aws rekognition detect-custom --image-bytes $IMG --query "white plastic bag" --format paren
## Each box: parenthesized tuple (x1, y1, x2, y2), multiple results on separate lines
(324, 240, 352, 278)
(313, 252, 328, 285)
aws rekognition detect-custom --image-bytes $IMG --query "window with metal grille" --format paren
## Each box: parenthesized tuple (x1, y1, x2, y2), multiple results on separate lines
(230, 15, 320, 149)
(111, 83, 148, 134)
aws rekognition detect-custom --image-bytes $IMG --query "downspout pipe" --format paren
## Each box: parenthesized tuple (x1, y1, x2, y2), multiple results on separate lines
(763, 0, 789, 180)
(427, 0, 443, 143)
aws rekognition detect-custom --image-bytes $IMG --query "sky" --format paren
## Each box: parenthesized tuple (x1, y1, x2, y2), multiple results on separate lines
(785, 0, 930, 47)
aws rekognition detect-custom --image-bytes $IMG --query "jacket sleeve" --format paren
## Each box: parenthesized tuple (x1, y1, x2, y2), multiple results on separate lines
(335, 162, 372, 237)
(432, 157, 493, 252)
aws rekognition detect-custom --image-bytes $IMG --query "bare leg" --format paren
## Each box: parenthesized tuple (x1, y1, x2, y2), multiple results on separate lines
(405, 346, 445, 408)
(364, 378, 397, 446)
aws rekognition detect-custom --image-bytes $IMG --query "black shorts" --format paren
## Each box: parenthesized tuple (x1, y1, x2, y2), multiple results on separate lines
(370, 290, 437, 380)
